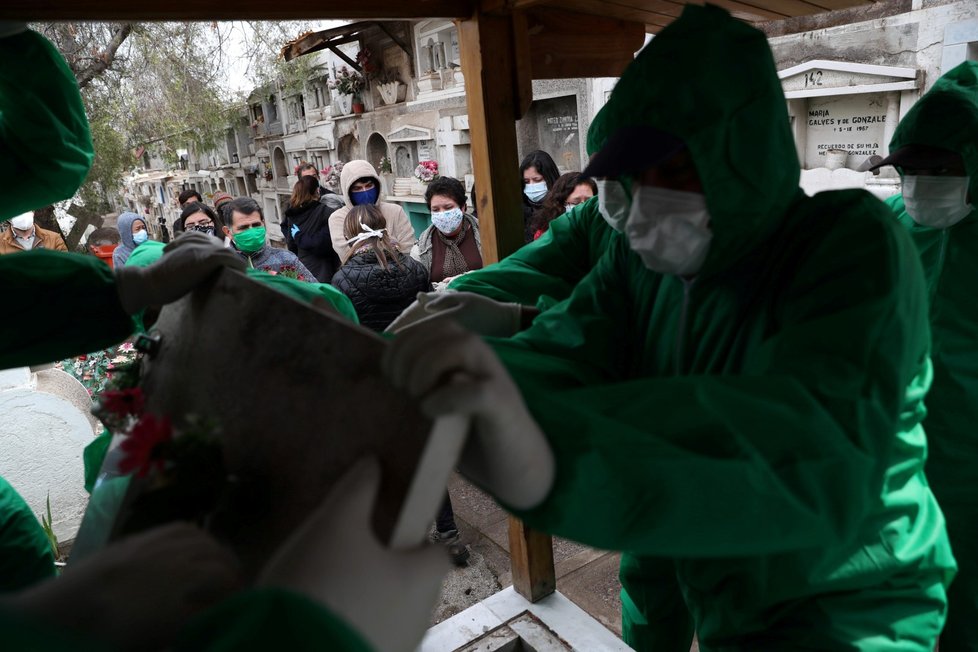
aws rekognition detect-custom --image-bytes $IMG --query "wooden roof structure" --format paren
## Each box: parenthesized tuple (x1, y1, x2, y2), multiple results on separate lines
(4, 0, 880, 605)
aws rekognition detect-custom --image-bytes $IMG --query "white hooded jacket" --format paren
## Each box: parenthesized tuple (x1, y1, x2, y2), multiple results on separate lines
(327, 160, 417, 259)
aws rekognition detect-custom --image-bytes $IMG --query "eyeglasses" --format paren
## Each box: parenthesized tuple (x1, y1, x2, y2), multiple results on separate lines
(185, 220, 214, 229)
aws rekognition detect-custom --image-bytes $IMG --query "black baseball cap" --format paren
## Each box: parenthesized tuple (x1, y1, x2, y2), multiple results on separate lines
(583, 125, 686, 179)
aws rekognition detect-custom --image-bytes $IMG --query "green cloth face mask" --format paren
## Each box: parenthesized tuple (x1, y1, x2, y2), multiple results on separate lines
(233, 226, 266, 253)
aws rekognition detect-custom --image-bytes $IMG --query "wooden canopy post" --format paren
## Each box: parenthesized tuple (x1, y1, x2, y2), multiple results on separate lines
(457, 11, 528, 264)
(457, 9, 556, 604)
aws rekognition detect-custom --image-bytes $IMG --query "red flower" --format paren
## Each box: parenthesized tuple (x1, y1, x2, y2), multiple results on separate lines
(99, 388, 145, 418)
(119, 414, 173, 478)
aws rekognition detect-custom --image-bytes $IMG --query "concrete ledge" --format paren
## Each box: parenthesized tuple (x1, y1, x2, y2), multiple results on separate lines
(419, 587, 632, 652)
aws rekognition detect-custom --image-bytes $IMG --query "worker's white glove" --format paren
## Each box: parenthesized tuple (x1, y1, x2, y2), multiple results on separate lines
(114, 232, 246, 314)
(259, 457, 448, 652)
(383, 317, 555, 510)
(385, 290, 523, 337)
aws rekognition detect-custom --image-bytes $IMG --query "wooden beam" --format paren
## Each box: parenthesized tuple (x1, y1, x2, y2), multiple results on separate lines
(507, 515, 556, 603)
(511, 11, 534, 117)
(0, 0, 475, 20)
(481, 0, 551, 13)
(759, 0, 909, 37)
(526, 8, 646, 80)
(457, 11, 526, 263)
(283, 33, 362, 61)
(527, 0, 685, 26)
(328, 45, 361, 73)
(456, 0, 558, 587)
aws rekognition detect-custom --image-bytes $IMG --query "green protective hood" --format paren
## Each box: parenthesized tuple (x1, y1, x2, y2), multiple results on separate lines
(599, 4, 801, 274)
(123, 240, 166, 267)
(587, 96, 635, 200)
(586, 102, 610, 156)
(890, 61, 978, 205)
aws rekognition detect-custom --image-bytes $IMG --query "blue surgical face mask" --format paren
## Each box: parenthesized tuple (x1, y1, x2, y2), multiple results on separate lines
(132, 230, 149, 245)
(524, 181, 548, 203)
(350, 186, 380, 206)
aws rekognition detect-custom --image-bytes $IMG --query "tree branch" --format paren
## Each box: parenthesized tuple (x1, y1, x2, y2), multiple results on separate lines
(75, 22, 133, 89)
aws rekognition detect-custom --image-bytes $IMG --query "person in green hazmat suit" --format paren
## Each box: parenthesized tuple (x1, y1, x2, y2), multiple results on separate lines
(0, 24, 446, 652)
(385, 82, 696, 652)
(868, 60, 978, 652)
(383, 6, 957, 650)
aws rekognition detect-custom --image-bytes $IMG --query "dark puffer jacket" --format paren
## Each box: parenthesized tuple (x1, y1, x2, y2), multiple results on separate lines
(331, 249, 431, 332)
(283, 200, 341, 283)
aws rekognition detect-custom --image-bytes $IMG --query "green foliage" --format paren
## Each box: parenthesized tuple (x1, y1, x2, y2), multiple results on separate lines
(258, 52, 324, 98)
(81, 97, 130, 214)
(40, 494, 60, 565)
(34, 21, 310, 207)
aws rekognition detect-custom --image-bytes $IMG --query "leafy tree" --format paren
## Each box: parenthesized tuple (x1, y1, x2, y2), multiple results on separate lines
(31, 21, 316, 224)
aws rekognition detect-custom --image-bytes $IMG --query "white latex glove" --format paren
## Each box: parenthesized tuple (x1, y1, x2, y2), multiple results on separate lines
(5, 523, 239, 651)
(114, 231, 246, 314)
(259, 457, 449, 652)
(385, 290, 523, 337)
(383, 317, 555, 510)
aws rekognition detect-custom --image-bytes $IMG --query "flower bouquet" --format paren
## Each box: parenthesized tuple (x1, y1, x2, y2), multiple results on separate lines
(58, 341, 139, 396)
(413, 160, 439, 183)
(261, 264, 307, 282)
(329, 66, 366, 97)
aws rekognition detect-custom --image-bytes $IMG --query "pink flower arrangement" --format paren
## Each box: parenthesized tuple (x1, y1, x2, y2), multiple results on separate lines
(413, 160, 439, 183)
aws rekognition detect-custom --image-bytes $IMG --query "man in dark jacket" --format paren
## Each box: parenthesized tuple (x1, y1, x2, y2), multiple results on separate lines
(223, 198, 315, 280)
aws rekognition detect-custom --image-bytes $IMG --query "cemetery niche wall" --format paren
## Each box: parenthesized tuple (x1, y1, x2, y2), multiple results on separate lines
(779, 60, 918, 196)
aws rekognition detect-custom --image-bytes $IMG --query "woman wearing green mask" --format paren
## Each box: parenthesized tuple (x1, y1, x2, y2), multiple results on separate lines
(222, 197, 315, 280)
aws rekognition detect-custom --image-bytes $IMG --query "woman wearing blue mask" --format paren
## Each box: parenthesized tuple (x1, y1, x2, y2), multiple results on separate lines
(519, 150, 560, 243)
(112, 212, 150, 267)
(412, 176, 483, 285)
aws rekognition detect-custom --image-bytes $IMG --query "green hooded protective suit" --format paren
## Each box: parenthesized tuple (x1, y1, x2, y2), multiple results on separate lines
(884, 60, 978, 651)
(491, 6, 956, 650)
(0, 30, 371, 652)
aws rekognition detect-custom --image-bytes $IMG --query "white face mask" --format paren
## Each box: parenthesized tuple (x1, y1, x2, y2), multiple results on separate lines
(9, 213, 34, 231)
(431, 207, 464, 235)
(595, 180, 630, 232)
(524, 181, 548, 203)
(902, 175, 973, 229)
(624, 186, 713, 276)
